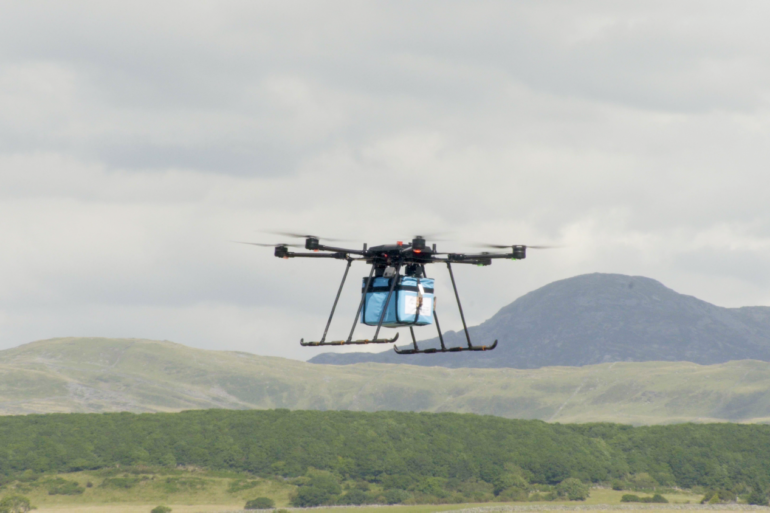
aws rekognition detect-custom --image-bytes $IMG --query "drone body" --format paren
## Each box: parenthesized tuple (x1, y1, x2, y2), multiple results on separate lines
(248, 235, 535, 355)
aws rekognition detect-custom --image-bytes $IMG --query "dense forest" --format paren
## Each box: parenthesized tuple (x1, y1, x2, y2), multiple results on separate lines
(0, 410, 769, 505)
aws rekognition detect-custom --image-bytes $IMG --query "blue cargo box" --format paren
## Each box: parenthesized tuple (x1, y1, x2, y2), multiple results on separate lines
(361, 276, 435, 327)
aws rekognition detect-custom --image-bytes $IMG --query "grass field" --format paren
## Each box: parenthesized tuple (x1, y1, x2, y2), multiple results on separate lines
(4, 470, 707, 513)
(2, 469, 295, 508)
(28, 496, 724, 513)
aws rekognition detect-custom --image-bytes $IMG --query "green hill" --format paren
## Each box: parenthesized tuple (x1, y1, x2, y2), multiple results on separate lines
(2, 337, 770, 424)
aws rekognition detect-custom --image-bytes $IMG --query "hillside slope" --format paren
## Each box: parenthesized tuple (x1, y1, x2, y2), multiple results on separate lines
(310, 273, 770, 368)
(3, 337, 770, 424)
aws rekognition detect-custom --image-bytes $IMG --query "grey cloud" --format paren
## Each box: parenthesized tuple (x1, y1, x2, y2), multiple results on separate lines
(98, 142, 297, 176)
(1, 1, 770, 359)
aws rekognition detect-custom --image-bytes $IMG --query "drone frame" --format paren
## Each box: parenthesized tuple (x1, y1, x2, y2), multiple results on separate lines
(268, 235, 522, 355)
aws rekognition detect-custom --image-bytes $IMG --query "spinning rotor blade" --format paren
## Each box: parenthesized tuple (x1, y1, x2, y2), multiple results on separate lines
(474, 243, 512, 249)
(473, 243, 563, 250)
(266, 231, 350, 242)
(234, 241, 303, 248)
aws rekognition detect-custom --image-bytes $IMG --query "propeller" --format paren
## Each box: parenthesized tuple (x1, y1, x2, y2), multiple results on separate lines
(234, 241, 303, 248)
(472, 243, 563, 250)
(265, 231, 351, 242)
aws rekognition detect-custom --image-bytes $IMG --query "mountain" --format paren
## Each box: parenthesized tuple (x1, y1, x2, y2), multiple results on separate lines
(309, 273, 770, 368)
(3, 337, 770, 424)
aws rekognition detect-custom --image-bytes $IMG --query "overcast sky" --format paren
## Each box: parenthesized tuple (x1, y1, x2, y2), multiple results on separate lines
(1, 1, 770, 360)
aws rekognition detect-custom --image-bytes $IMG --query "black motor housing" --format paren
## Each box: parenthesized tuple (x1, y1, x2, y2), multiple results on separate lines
(274, 245, 289, 258)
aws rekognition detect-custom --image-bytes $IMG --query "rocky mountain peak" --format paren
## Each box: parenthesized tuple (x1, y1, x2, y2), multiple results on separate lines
(309, 273, 770, 369)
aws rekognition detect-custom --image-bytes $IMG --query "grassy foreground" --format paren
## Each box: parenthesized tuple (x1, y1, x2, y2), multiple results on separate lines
(2, 469, 294, 508)
(1, 469, 704, 513)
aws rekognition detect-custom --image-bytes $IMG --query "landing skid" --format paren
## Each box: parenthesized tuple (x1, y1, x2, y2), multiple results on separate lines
(300, 333, 399, 347)
(394, 339, 497, 354)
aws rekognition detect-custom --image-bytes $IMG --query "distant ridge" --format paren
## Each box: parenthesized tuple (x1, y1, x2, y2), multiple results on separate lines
(5, 337, 770, 423)
(309, 273, 770, 368)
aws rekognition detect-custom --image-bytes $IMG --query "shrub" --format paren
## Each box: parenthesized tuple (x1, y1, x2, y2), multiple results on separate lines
(748, 489, 769, 506)
(413, 477, 449, 499)
(16, 472, 36, 484)
(383, 489, 410, 505)
(381, 474, 411, 491)
(67, 458, 100, 472)
(556, 478, 589, 501)
(292, 486, 331, 507)
(290, 471, 342, 507)
(611, 479, 624, 491)
(244, 497, 275, 509)
(101, 477, 140, 489)
(46, 478, 85, 495)
(0, 495, 32, 513)
(630, 494, 668, 503)
(721, 489, 737, 502)
(493, 472, 528, 496)
(535, 491, 558, 501)
(629, 473, 658, 491)
(497, 487, 528, 502)
(160, 453, 176, 467)
(159, 477, 206, 493)
(701, 490, 735, 504)
(336, 489, 372, 505)
(150, 506, 171, 513)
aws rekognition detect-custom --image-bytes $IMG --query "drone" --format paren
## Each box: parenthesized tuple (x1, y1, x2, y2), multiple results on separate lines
(242, 233, 551, 355)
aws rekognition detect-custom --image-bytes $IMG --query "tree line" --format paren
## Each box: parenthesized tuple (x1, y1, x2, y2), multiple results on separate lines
(0, 409, 769, 498)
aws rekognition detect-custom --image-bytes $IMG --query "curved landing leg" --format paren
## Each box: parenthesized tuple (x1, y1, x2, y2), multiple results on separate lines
(394, 263, 498, 356)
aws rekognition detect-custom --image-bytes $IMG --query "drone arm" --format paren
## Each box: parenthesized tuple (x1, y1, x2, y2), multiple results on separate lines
(425, 251, 525, 267)
(451, 252, 522, 260)
(278, 251, 350, 259)
(427, 256, 494, 266)
(315, 244, 365, 255)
